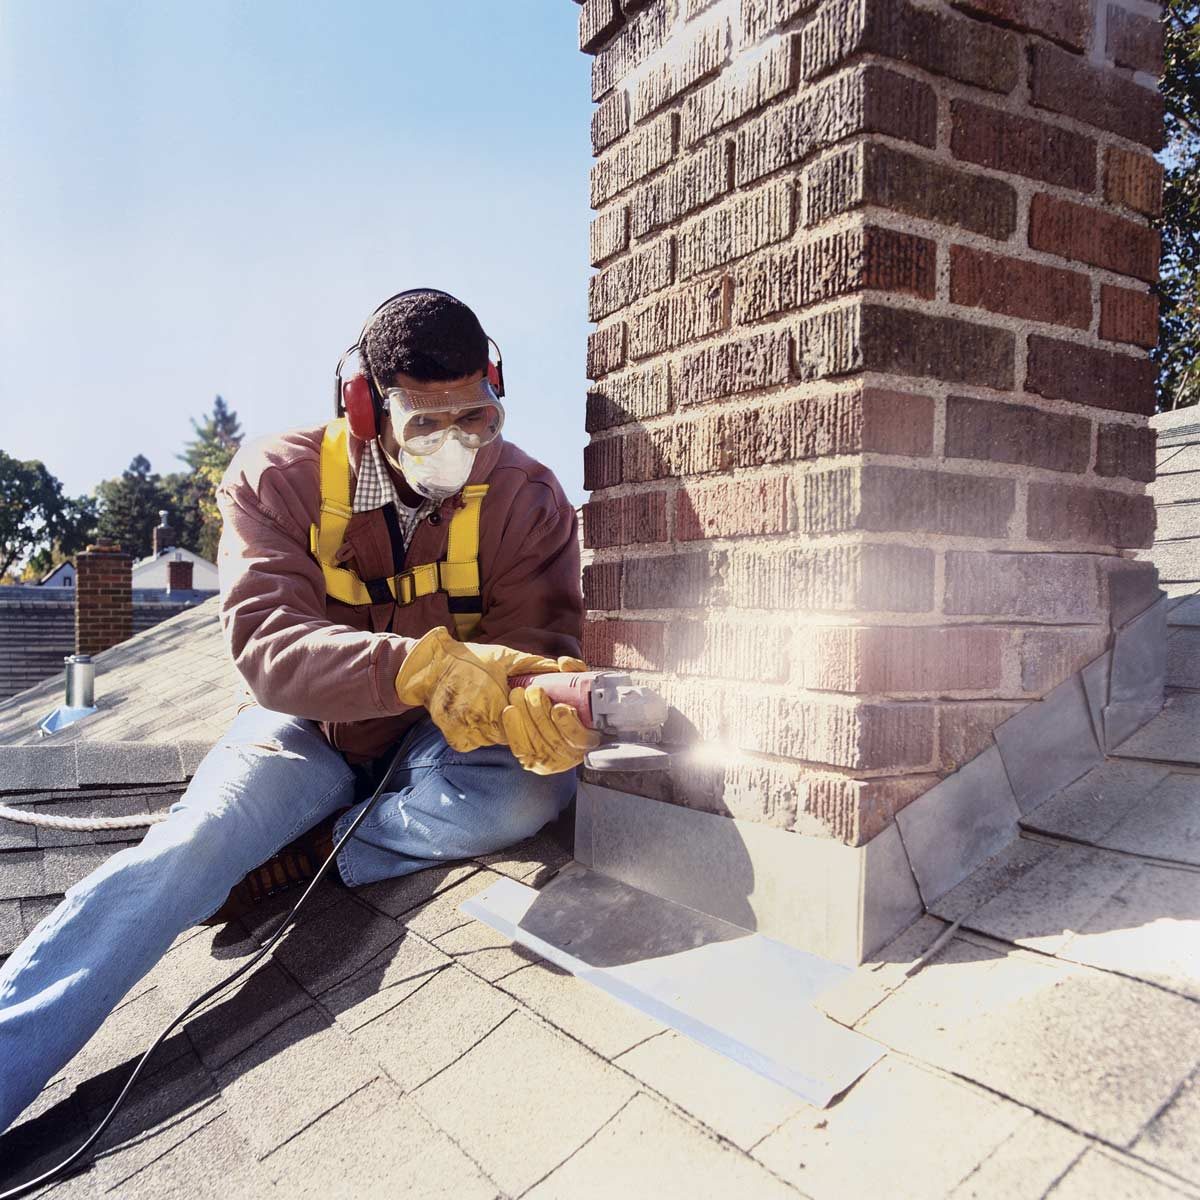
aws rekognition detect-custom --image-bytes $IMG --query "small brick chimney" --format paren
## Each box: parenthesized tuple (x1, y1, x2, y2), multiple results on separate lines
(152, 511, 176, 557)
(75, 540, 132, 656)
(167, 557, 194, 592)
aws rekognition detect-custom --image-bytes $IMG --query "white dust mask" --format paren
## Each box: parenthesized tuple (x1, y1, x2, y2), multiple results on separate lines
(391, 431, 478, 501)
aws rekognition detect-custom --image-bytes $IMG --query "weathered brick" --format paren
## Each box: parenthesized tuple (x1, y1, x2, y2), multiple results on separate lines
(734, 227, 936, 324)
(586, 322, 626, 380)
(668, 617, 790, 682)
(1095, 422, 1156, 483)
(726, 694, 935, 769)
(583, 438, 623, 491)
(739, 0, 820, 46)
(630, 142, 730, 238)
(621, 425, 672, 482)
(801, 0, 1019, 93)
(735, 65, 936, 186)
(583, 561, 622, 611)
(582, 617, 666, 671)
(950, 245, 1090, 330)
(677, 180, 794, 279)
(1106, 6, 1164, 76)
(801, 464, 1015, 537)
(811, 303, 1016, 390)
(798, 625, 1007, 693)
(1030, 44, 1164, 150)
(592, 3, 669, 100)
(582, 491, 670, 548)
(948, 0, 1089, 51)
(1027, 482, 1155, 548)
(624, 549, 728, 609)
(586, 361, 671, 431)
(628, 277, 728, 359)
(1099, 284, 1158, 350)
(682, 34, 799, 146)
(591, 89, 629, 155)
(807, 142, 1016, 240)
(1018, 626, 1109, 693)
(729, 542, 933, 611)
(944, 551, 1101, 619)
(589, 206, 629, 266)
(590, 112, 676, 206)
(945, 395, 1090, 474)
(1029, 194, 1159, 284)
(676, 327, 791, 405)
(676, 475, 792, 540)
(685, 0, 721, 17)
(580, 0, 622, 54)
(937, 701, 1027, 771)
(1026, 333, 1156, 416)
(1104, 147, 1164, 218)
(950, 99, 1096, 192)
(633, 16, 727, 121)
(587, 237, 674, 321)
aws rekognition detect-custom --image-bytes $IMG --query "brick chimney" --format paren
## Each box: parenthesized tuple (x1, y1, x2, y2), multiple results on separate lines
(167, 557, 194, 592)
(152, 511, 175, 557)
(75, 540, 132, 656)
(575, 0, 1163, 961)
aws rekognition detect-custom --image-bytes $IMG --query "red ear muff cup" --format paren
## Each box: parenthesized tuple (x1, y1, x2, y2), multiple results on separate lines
(342, 374, 379, 441)
(487, 359, 505, 399)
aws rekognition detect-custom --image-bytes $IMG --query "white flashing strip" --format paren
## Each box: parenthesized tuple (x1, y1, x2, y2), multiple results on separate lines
(462, 866, 885, 1108)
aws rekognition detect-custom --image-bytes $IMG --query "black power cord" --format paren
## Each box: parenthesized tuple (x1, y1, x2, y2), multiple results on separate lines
(0, 742, 408, 1200)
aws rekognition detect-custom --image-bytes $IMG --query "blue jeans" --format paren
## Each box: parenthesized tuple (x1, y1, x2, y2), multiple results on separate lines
(0, 705, 575, 1132)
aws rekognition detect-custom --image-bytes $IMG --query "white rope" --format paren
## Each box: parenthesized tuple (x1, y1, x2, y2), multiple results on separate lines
(0, 804, 168, 832)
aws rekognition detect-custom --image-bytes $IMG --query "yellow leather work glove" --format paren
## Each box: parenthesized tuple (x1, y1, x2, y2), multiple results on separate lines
(502, 684, 603, 776)
(395, 626, 586, 753)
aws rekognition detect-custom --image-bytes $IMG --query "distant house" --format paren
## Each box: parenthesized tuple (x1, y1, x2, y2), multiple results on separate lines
(131, 545, 219, 591)
(38, 562, 76, 588)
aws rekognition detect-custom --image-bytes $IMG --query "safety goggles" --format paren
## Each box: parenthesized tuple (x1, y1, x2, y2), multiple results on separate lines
(383, 378, 505, 454)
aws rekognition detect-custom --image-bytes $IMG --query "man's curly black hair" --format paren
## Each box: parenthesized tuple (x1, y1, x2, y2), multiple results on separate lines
(363, 290, 488, 385)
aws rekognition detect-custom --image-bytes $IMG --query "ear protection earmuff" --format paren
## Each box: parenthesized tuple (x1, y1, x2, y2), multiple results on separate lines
(334, 288, 505, 442)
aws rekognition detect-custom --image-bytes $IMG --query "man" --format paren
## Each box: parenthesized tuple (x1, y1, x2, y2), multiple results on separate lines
(0, 289, 595, 1133)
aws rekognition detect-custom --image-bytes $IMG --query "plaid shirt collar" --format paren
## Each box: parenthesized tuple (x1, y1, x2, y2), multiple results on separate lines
(351, 439, 432, 550)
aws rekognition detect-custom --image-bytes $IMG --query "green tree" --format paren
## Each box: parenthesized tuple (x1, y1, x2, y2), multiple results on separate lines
(166, 396, 243, 561)
(23, 495, 98, 579)
(95, 454, 171, 560)
(0, 451, 94, 579)
(180, 395, 242, 471)
(1159, 2, 1200, 409)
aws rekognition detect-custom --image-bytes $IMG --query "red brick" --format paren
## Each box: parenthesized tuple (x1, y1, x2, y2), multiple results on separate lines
(632, 15, 727, 121)
(1026, 482, 1155, 548)
(950, 245, 1090, 330)
(676, 475, 792, 540)
(797, 625, 1007, 693)
(630, 141, 731, 238)
(588, 237, 674, 321)
(582, 492, 669, 548)
(734, 65, 936, 186)
(682, 34, 798, 146)
(580, 0, 622, 54)
(734, 227, 936, 324)
(590, 112, 676, 206)
(667, 617, 790, 682)
(801, 0, 1019, 93)
(948, 0, 1089, 51)
(1029, 194, 1159, 284)
(592, 3, 669, 100)
(800, 464, 1015, 537)
(944, 551, 1102, 619)
(586, 362, 671, 432)
(739, 0, 820, 45)
(583, 438, 623, 490)
(1100, 284, 1158, 350)
(1095, 422, 1156, 483)
(582, 617, 665, 671)
(950, 100, 1096, 192)
(587, 322, 626, 379)
(1106, 6, 1164, 75)
(807, 142, 1017, 240)
(1018, 626, 1109, 693)
(1030, 44, 1164, 150)
(622, 425, 672, 482)
(629, 277, 728, 360)
(591, 89, 628, 155)
(589, 206, 629, 266)
(583, 561, 622, 610)
(945, 395, 1090, 473)
(1105, 147, 1164, 218)
(676, 180, 795, 280)
(1026, 334, 1156, 416)
(677, 328, 791, 405)
(937, 701, 1027, 771)
(624, 549, 728, 609)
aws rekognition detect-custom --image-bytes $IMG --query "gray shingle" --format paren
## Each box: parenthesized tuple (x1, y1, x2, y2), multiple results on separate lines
(0, 851, 45, 901)
(0, 746, 78, 794)
(0, 897, 22, 955)
(356, 861, 479, 919)
(75, 741, 185, 786)
(41, 845, 116, 894)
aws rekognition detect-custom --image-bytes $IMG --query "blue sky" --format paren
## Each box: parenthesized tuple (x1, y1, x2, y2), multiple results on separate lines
(0, 1, 594, 502)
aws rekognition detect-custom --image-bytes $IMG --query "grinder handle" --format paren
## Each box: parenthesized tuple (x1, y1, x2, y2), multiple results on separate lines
(506, 671, 597, 730)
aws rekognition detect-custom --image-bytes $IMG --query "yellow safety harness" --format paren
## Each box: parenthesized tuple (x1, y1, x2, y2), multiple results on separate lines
(308, 418, 488, 639)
